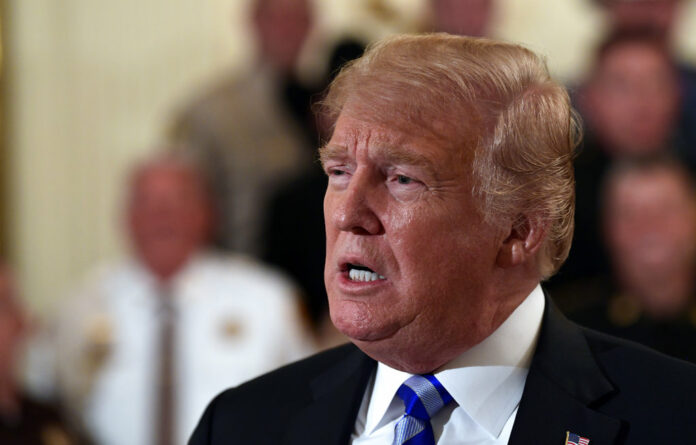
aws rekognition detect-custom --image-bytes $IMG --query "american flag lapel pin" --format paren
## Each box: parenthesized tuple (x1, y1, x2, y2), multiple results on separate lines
(565, 431, 590, 445)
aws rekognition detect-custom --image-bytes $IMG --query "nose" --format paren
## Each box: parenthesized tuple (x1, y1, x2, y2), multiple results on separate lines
(327, 170, 384, 236)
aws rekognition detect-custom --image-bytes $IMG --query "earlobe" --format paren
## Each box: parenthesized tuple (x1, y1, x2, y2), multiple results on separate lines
(495, 214, 547, 269)
(496, 239, 525, 268)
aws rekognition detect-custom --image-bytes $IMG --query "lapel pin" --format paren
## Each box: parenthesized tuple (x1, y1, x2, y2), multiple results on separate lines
(565, 431, 590, 445)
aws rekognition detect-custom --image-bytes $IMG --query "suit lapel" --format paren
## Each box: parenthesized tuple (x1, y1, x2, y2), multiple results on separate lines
(509, 297, 624, 445)
(282, 345, 376, 445)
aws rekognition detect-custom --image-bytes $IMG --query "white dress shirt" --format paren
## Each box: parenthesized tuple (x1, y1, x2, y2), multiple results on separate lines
(351, 285, 545, 445)
(52, 251, 316, 445)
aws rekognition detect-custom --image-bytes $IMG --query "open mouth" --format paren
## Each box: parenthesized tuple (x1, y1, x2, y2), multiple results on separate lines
(344, 263, 386, 282)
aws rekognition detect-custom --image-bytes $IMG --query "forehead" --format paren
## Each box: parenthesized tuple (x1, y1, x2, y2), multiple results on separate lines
(600, 42, 669, 74)
(132, 164, 201, 195)
(323, 110, 473, 170)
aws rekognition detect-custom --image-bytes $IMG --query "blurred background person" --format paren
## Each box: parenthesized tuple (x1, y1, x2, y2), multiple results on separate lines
(0, 263, 85, 445)
(551, 28, 685, 288)
(567, 157, 696, 363)
(579, 30, 681, 158)
(50, 154, 314, 445)
(168, 0, 317, 258)
(593, 0, 696, 167)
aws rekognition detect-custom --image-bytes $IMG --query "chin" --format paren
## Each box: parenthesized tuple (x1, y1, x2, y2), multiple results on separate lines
(329, 300, 400, 343)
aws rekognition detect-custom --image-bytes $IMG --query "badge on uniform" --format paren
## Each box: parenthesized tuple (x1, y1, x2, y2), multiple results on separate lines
(220, 318, 243, 339)
(84, 314, 113, 375)
(565, 431, 590, 445)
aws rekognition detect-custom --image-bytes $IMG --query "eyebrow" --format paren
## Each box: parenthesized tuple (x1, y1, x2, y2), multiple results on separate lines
(318, 144, 349, 168)
(379, 145, 437, 173)
(319, 143, 439, 177)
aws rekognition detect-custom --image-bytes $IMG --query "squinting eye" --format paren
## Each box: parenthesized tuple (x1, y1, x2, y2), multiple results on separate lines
(396, 175, 413, 185)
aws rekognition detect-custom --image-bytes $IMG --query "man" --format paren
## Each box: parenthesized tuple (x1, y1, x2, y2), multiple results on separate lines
(169, 0, 316, 257)
(53, 155, 314, 445)
(591, 0, 696, 167)
(578, 30, 681, 158)
(569, 157, 696, 362)
(190, 34, 696, 445)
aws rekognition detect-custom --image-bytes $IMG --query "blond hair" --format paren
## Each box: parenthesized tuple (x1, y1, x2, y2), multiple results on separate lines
(320, 33, 580, 279)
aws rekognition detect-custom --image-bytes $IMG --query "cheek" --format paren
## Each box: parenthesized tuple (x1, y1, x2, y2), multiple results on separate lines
(392, 224, 475, 288)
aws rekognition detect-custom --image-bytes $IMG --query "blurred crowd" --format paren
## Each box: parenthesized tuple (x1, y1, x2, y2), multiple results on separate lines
(3, 0, 696, 444)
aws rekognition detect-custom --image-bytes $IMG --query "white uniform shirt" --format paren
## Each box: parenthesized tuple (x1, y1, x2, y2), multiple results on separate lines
(54, 251, 315, 445)
(351, 285, 545, 445)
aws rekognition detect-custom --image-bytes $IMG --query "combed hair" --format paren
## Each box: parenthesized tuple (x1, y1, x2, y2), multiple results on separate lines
(319, 33, 581, 279)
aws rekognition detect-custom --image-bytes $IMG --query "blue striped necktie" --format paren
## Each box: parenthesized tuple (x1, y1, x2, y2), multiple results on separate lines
(393, 374, 454, 445)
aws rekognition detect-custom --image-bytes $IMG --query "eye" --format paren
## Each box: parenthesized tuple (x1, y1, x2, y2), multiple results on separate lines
(389, 173, 420, 187)
(329, 168, 351, 179)
(324, 166, 347, 177)
(396, 175, 413, 185)
(325, 166, 352, 189)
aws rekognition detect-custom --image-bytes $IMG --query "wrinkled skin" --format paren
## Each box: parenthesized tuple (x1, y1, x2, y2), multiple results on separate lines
(322, 110, 537, 373)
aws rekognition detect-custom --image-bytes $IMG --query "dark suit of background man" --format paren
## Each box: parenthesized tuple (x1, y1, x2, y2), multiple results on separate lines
(190, 33, 696, 445)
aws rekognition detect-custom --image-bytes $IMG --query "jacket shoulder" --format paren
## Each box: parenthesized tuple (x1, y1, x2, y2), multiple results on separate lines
(582, 325, 696, 381)
(580, 326, 696, 428)
(218, 342, 360, 401)
(189, 343, 366, 444)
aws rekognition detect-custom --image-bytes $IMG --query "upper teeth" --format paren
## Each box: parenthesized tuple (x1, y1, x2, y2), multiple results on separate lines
(349, 269, 385, 282)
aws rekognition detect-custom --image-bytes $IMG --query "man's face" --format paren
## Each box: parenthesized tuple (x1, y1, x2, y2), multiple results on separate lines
(322, 110, 507, 372)
(254, 0, 312, 72)
(585, 42, 678, 154)
(604, 169, 696, 285)
(128, 165, 211, 280)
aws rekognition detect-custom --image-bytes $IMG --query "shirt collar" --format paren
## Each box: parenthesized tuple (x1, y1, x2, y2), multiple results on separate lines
(363, 284, 545, 438)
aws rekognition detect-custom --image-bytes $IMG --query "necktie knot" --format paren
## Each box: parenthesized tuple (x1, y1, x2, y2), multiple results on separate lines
(393, 374, 453, 445)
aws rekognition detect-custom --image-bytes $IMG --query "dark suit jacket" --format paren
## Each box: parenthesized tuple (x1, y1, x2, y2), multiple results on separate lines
(189, 298, 696, 444)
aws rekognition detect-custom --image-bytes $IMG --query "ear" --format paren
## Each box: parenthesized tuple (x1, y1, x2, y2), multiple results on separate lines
(496, 214, 548, 269)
